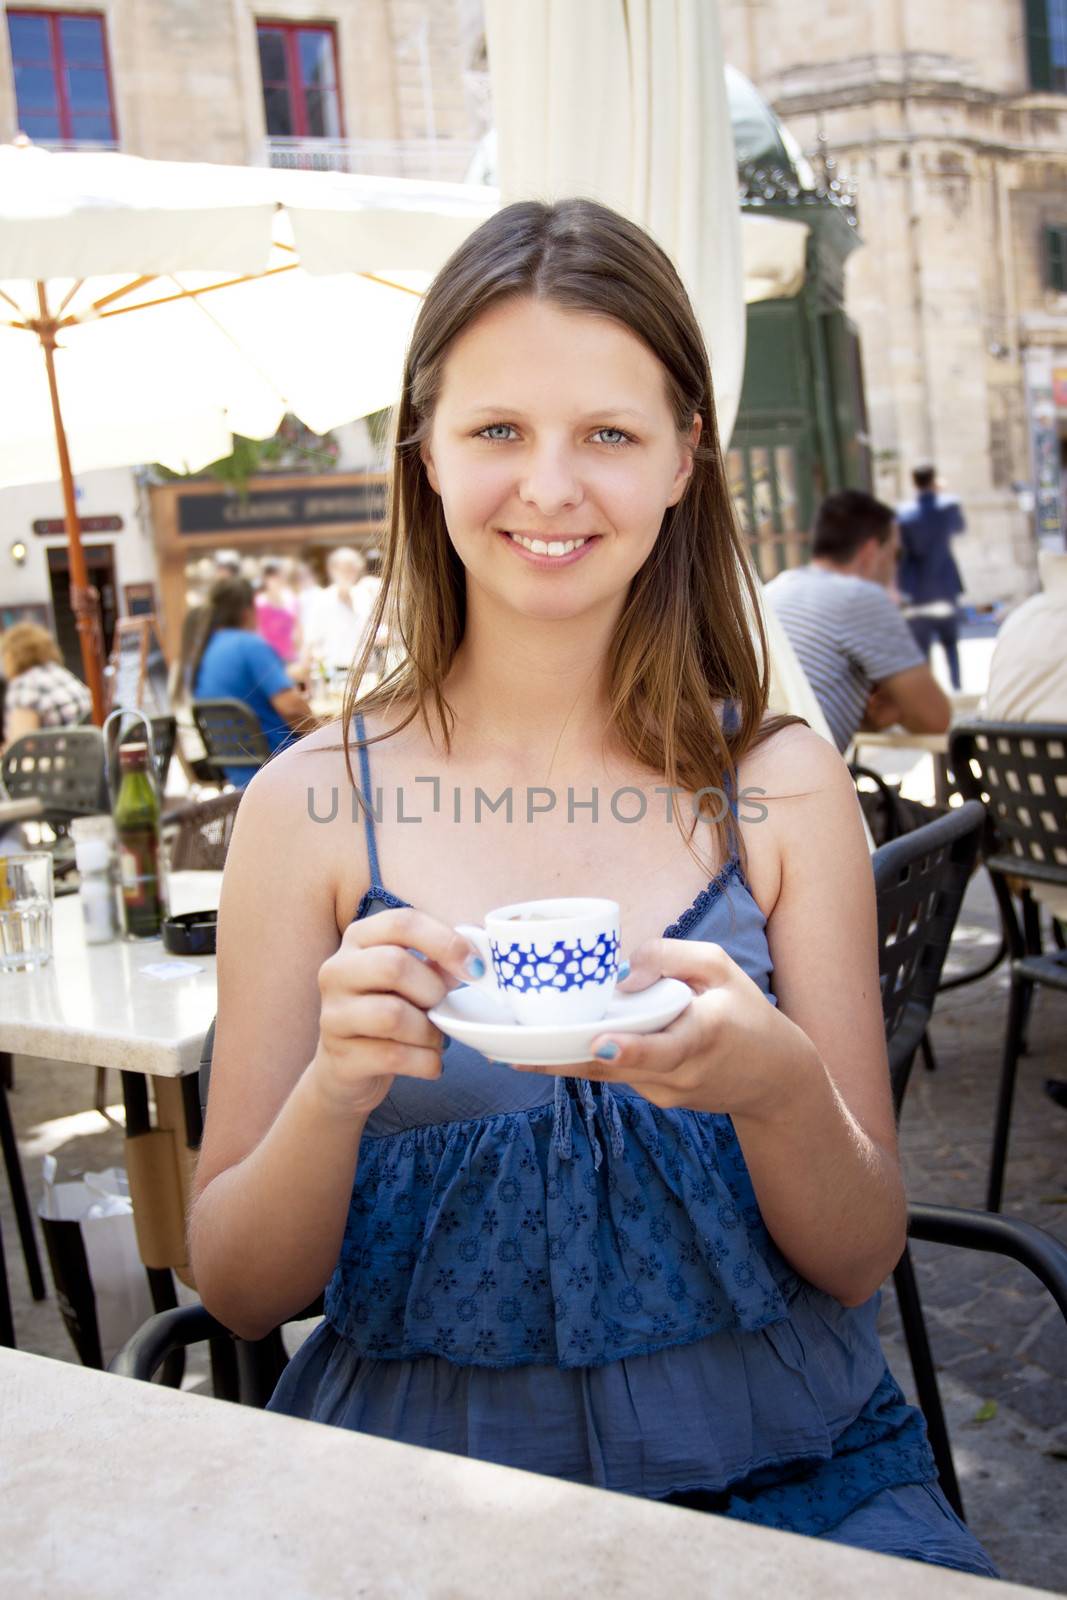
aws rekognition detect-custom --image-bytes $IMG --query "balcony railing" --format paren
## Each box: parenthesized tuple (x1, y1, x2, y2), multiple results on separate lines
(262, 137, 479, 184)
(34, 138, 120, 153)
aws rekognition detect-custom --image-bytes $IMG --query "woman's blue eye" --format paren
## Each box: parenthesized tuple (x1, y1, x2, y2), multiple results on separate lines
(474, 423, 633, 447)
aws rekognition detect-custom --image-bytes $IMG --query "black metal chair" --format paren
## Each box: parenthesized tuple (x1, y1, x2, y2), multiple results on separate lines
(114, 713, 177, 793)
(949, 722, 1067, 1212)
(899, 1202, 1067, 1524)
(190, 698, 271, 783)
(163, 789, 244, 872)
(873, 801, 985, 1114)
(850, 762, 910, 849)
(871, 801, 991, 1518)
(0, 726, 108, 840)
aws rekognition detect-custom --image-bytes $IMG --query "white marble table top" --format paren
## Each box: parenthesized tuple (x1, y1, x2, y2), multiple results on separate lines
(0, 870, 221, 1077)
(0, 1348, 1049, 1600)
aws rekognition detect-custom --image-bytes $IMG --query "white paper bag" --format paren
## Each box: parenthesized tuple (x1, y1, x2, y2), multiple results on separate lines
(38, 1156, 155, 1367)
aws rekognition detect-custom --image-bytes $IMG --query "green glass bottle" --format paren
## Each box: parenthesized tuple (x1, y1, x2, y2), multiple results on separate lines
(113, 743, 166, 939)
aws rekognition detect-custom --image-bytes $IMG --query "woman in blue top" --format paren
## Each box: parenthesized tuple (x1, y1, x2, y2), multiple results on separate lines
(190, 200, 996, 1577)
(190, 577, 312, 787)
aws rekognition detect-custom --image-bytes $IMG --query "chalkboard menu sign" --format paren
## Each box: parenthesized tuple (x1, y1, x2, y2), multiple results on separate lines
(107, 616, 170, 717)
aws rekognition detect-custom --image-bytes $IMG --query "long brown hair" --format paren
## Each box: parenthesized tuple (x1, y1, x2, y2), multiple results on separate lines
(341, 198, 805, 871)
(185, 577, 255, 694)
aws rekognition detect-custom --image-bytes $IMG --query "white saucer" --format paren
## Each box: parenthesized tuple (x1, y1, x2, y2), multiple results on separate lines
(428, 977, 694, 1067)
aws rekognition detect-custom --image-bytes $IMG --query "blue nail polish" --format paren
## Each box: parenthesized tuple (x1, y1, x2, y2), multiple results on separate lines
(465, 955, 486, 979)
(617, 960, 631, 980)
(595, 1041, 620, 1061)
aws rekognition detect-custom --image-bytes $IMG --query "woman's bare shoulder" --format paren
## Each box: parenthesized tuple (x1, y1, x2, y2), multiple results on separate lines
(734, 722, 856, 918)
(737, 719, 849, 801)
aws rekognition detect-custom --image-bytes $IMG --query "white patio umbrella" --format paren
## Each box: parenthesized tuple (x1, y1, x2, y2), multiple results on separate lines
(0, 140, 497, 717)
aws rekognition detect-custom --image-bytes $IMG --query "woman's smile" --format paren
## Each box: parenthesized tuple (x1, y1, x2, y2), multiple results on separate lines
(498, 529, 601, 566)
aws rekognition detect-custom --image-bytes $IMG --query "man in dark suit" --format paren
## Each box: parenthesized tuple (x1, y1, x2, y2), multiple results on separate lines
(896, 463, 966, 689)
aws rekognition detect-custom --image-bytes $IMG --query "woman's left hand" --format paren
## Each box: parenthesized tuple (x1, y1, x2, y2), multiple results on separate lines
(510, 937, 818, 1121)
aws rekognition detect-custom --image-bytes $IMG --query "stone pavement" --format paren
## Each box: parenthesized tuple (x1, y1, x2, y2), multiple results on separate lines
(1, 868, 1064, 1591)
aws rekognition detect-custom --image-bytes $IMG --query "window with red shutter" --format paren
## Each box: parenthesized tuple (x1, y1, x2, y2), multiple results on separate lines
(256, 20, 343, 140)
(7, 9, 117, 145)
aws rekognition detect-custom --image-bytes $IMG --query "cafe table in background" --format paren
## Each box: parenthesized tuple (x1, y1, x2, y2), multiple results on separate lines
(0, 871, 221, 1332)
(850, 691, 984, 807)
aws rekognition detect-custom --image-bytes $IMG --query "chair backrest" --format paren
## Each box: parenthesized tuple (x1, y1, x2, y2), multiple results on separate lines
(199, 1017, 216, 1121)
(167, 790, 243, 872)
(872, 801, 985, 1112)
(949, 721, 1067, 891)
(849, 763, 903, 848)
(191, 698, 271, 771)
(0, 727, 108, 821)
(151, 715, 178, 791)
(115, 713, 178, 793)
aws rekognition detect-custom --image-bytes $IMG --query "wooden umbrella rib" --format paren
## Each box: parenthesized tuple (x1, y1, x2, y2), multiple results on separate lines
(85, 274, 159, 314)
(361, 272, 424, 297)
(270, 234, 423, 295)
(83, 262, 302, 321)
(55, 278, 86, 317)
(45, 262, 422, 328)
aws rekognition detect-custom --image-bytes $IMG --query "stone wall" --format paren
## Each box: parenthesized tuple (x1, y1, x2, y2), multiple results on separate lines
(720, 0, 1067, 603)
(0, 0, 481, 163)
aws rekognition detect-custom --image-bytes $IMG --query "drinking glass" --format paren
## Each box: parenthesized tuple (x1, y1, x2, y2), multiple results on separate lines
(0, 852, 54, 972)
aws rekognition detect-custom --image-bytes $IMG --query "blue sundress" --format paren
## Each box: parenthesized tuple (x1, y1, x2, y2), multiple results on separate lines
(268, 715, 998, 1578)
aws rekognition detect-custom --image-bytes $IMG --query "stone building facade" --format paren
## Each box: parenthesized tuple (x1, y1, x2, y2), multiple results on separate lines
(0, 0, 488, 173)
(720, 0, 1067, 604)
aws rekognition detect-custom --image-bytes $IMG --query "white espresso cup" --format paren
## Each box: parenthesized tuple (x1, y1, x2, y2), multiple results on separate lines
(455, 897, 621, 1026)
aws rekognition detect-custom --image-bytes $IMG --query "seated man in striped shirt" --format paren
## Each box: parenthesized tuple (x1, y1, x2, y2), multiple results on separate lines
(765, 490, 950, 754)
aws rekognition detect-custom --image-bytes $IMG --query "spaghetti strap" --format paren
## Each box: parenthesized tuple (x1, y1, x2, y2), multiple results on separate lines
(353, 713, 383, 886)
(722, 698, 741, 824)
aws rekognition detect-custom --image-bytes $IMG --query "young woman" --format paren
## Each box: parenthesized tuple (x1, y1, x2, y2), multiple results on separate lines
(189, 577, 311, 787)
(189, 200, 996, 1576)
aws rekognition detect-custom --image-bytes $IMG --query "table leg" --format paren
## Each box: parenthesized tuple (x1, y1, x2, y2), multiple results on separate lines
(120, 1070, 185, 1390)
(0, 1062, 47, 1301)
(934, 752, 951, 809)
(1, 1213, 16, 1347)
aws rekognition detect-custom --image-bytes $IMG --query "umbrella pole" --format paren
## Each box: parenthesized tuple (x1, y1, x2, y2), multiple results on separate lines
(34, 283, 106, 725)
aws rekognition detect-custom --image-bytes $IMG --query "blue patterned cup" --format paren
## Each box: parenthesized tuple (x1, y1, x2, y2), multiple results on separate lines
(455, 897, 621, 1026)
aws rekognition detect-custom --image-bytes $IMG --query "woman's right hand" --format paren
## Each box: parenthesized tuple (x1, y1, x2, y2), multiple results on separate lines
(308, 909, 481, 1119)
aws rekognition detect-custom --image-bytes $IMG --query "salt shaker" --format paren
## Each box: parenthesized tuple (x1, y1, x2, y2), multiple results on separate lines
(71, 817, 119, 945)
